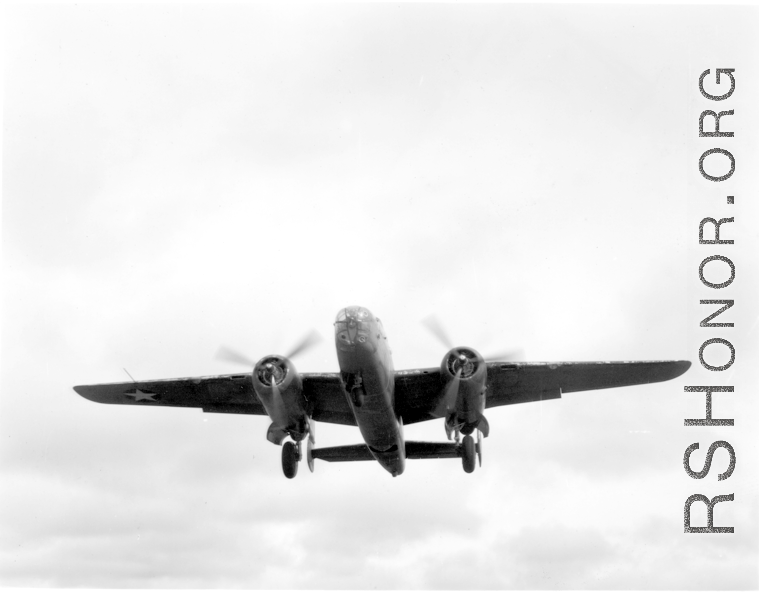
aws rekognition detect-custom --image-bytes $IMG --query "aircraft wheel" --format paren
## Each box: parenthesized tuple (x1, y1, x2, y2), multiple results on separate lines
(282, 441, 299, 479)
(461, 434, 476, 474)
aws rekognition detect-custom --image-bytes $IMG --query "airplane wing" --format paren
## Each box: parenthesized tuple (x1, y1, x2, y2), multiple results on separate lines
(485, 360, 691, 408)
(395, 360, 691, 425)
(74, 361, 689, 427)
(73, 372, 356, 425)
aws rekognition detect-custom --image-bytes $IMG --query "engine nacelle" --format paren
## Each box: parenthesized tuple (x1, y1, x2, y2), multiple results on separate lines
(252, 356, 311, 444)
(440, 347, 488, 437)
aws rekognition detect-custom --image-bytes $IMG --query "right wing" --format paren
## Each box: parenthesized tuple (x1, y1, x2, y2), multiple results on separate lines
(393, 360, 691, 425)
(484, 360, 692, 408)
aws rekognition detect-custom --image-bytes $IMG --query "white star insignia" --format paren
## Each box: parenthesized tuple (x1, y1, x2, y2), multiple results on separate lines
(125, 389, 158, 402)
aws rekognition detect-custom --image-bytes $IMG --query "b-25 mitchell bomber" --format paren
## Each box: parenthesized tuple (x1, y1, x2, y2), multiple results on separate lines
(74, 306, 690, 478)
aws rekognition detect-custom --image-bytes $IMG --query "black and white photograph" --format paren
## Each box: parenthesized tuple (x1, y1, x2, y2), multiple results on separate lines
(2, 3, 758, 589)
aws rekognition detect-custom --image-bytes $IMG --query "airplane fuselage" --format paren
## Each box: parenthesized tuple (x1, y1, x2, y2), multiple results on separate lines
(334, 306, 405, 476)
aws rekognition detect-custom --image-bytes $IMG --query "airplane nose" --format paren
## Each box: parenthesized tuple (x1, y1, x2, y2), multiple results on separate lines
(337, 326, 357, 346)
(337, 324, 368, 347)
(335, 306, 373, 349)
(338, 306, 375, 323)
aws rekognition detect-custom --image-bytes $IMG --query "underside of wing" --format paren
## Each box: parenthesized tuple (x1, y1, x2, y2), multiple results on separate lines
(392, 360, 690, 424)
(74, 371, 356, 425)
(485, 360, 692, 408)
(301, 373, 356, 426)
(393, 367, 445, 425)
(73, 373, 265, 414)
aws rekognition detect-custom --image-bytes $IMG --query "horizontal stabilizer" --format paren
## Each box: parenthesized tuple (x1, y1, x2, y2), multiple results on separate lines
(405, 441, 461, 459)
(310, 441, 463, 463)
(311, 444, 374, 462)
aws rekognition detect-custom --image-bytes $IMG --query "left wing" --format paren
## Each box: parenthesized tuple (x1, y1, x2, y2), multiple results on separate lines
(394, 360, 691, 425)
(73, 374, 264, 414)
(73, 372, 355, 425)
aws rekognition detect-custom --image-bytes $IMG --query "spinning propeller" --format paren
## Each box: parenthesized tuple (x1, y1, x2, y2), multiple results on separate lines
(423, 315, 519, 447)
(477, 429, 483, 467)
(217, 331, 321, 447)
(421, 315, 523, 362)
(215, 329, 323, 371)
(435, 367, 461, 417)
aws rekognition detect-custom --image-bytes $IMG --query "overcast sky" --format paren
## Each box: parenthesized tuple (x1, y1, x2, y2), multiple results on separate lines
(2, 3, 758, 589)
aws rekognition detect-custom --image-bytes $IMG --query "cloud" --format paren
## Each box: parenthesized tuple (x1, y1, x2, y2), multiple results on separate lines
(2, 3, 757, 589)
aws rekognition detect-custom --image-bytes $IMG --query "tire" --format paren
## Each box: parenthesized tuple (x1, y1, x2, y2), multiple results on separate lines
(461, 435, 476, 474)
(282, 441, 299, 479)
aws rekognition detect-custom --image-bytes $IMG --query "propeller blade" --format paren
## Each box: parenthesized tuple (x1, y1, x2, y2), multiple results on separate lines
(422, 315, 454, 350)
(215, 346, 256, 367)
(285, 330, 322, 359)
(435, 368, 461, 417)
(476, 429, 483, 467)
(271, 373, 280, 398)
(306, 438, 315, 473)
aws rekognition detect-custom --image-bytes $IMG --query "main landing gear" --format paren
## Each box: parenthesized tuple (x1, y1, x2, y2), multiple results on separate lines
(460, 431, 483, 474)
(281, 439, 316, 479)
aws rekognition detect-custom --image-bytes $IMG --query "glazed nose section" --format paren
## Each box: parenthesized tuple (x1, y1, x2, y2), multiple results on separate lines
(335, 306, 375, 348)
(336, 325, 358, 346)
(342, 306, 375, 323)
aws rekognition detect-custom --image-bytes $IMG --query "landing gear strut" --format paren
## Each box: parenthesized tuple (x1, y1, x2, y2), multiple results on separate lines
(343, 372, 365, 407)
(282, 441, 300, 479)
